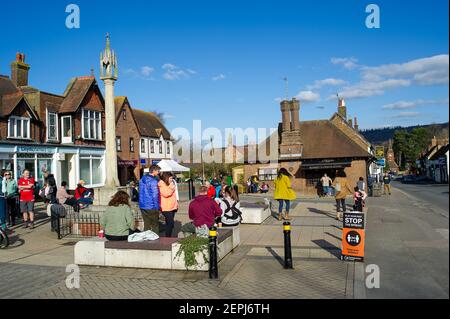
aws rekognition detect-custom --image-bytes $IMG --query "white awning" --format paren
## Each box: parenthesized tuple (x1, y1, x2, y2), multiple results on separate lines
(156, 159, 190, 172)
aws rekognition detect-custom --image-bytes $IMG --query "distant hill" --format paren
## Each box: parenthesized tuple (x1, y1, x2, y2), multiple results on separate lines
(361, 123, 449, 144)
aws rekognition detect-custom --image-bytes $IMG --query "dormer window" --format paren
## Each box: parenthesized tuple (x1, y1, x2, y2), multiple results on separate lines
(8, 116, 30, 139)
(82, 109, 102, 140)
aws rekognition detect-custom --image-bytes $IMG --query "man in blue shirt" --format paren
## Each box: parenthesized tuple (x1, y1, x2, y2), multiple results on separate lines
(139, 165, 161, 233)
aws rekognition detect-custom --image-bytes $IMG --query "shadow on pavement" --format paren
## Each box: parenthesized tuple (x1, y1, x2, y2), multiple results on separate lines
(312, 239, 341, 260)
(265, 246, 284, 267)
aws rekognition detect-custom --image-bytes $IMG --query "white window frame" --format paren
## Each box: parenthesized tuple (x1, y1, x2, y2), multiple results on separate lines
(8, 116, 31, 140)
(46, 110, 58, 141)
(166, 141, 171, 155)
(130, 138, 135, 153)
(81, 108, 102, 140)
(79, 155, 104, 188)
(150, 140, 155, 154)
(140, 138, 146, 154)
(116, 137, 122, 152)
(61, 115, 73, 144)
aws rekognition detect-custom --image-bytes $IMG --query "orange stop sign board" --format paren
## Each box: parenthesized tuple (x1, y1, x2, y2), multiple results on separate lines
(341, 212, 365, 262)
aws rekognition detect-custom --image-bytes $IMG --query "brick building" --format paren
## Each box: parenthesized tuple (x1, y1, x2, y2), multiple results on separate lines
(115, 97, 174, 186)
(0, 53, 107, 189)
(242, 98, 374, 195)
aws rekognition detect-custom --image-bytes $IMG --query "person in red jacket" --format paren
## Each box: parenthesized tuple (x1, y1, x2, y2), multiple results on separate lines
(188, 185, 223, 229)
(205, 181, 216, 199)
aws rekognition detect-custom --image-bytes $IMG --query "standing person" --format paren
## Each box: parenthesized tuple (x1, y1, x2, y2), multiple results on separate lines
(353, 187, 368, 212)
(18, 169, 36, 229)
(158, 172, 179, 237)
(3, 171, 18, 227)
(43, 171, 57, 204)
(383, 173, 392, 195)
(274, 168, 297, 221)
(0, 173, 6, 231)
(100, 191, 137, 241)
(205, 181, 216, 199)
(320, 174, 332, 197)
(357, 177, 366, 192)
(139, 165, 161, 233)
(332, 171, 353, 220)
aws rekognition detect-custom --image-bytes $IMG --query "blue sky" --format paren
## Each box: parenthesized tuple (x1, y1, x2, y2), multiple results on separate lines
(1, 0, 448, 142)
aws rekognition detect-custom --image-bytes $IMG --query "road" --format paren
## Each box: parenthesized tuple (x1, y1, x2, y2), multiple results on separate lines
(364, 181, 449, 298)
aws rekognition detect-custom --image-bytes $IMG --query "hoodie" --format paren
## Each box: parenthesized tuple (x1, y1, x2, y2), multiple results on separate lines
(188, 195, 222, 228)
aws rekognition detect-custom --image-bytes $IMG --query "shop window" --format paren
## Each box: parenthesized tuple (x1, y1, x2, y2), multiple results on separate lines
(80, 156, 103, 186)
(116, 137, 122, 152)
(47, 112, 58, 141)
(130, 138, 135, 152)
(8, 116, 30, 139)
(82, 109, 102, 140)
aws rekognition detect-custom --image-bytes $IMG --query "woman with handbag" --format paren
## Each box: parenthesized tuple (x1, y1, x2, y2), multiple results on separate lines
(274, 168, 297, 221)
(332, 170, 353, 220)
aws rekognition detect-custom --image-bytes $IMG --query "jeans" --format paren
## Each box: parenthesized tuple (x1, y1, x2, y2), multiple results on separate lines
(0, 197, 6, 230)
(323, 186, 329, 195)
(77, 198, 93, 206)
(141, 209, 160, 233)
(6, 197, 17, 225)
(163, 210, 177, 237)
(278, 200, 291, 214)
(336, 199, 346, 212)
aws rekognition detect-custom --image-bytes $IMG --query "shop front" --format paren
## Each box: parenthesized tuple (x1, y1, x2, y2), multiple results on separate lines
(0, 143, 105, 190)
(118, 159, 138, 185)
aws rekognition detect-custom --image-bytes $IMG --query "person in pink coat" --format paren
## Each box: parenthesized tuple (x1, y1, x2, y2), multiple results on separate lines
(158, 172, 179, 237)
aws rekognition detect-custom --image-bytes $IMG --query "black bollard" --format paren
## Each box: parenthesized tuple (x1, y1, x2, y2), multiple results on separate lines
(209, 226, 219, 279)
(283, 221, 293, 269)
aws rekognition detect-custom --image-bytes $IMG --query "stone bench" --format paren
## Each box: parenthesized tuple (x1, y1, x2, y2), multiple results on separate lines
(74, 226, 240, 271)
(240, 200, 272, 224)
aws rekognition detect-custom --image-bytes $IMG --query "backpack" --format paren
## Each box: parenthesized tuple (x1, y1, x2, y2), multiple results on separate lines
(221, 200, 243, 226)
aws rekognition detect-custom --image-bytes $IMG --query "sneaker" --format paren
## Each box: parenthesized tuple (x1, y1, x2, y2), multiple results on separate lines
(24, 222, 29, 229)
(30, 222, 35, 229)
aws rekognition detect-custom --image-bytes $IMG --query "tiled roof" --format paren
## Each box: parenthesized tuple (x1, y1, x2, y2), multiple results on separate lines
(0, 76, 19, 96)
(132, 109, 172, 140)
(0, 92, 23, 117)
(114, 96, 127, 119)
(59, 76, 96, 113)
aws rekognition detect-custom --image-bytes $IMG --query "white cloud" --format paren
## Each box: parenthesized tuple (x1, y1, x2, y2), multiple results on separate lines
(306, 78, 347, 90)
(140, 66, 154, 77)
(162, 63, 196, 80)
(331, 57, 359, 70)
(389, 112, 421, 119)
(296, 91, 321, 103)
(382, 98, 449, 110)
(212, 74, 226, 81)
(334, 79, 411, 100)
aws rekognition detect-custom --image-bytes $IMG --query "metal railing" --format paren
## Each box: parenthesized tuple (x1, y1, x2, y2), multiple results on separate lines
(52, 204, 144, 240)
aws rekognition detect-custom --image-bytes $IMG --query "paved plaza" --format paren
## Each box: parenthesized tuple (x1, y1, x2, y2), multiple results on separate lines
(0, 197, 361, 299)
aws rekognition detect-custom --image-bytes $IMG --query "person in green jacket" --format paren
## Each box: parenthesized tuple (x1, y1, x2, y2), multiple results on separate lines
(274, 168, 297, 221)
(100, 191, 137, 241)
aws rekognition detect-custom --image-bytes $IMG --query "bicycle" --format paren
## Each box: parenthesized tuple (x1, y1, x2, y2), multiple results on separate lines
(0, 227, 9, 249)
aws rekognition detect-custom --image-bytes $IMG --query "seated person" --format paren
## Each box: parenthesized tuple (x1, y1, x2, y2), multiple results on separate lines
(100, 191, 137, 241)
(182, 185, 223, 237)
(56, 181, 78, 209)
(74, 180, 94, 208)
(260, 182, 269, 194)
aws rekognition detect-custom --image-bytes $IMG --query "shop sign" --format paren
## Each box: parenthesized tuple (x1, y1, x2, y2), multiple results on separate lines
(341, 212, 365, 262)
(375, 146, 385, 159)
(16, 146, 55, 154)
(375, 158, 386, 167)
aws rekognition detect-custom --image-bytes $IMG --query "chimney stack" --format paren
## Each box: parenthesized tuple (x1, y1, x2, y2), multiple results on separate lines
(354, 117, 359, 131)
(290, 98, 300, 131)
(11, 52, 30, 87)
(280, 100, 291, 132)
(338, 98, 347, 120)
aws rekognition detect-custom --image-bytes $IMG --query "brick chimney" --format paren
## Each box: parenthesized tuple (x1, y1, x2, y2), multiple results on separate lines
(280, 100, 291, 132)
(338, 98, 347, 120)
(354, 117, 359, 131)
(290, 98, 300, 131)
(11, 52, 30, 87)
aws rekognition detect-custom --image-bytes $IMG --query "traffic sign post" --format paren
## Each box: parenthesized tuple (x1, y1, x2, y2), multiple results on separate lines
(341, 212, 365, 262)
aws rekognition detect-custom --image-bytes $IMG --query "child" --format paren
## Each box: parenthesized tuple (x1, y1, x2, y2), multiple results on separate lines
(353, 187, 367, 212)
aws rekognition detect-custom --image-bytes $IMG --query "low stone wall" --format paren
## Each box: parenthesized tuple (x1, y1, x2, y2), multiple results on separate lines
(74, 226, 240, 271)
